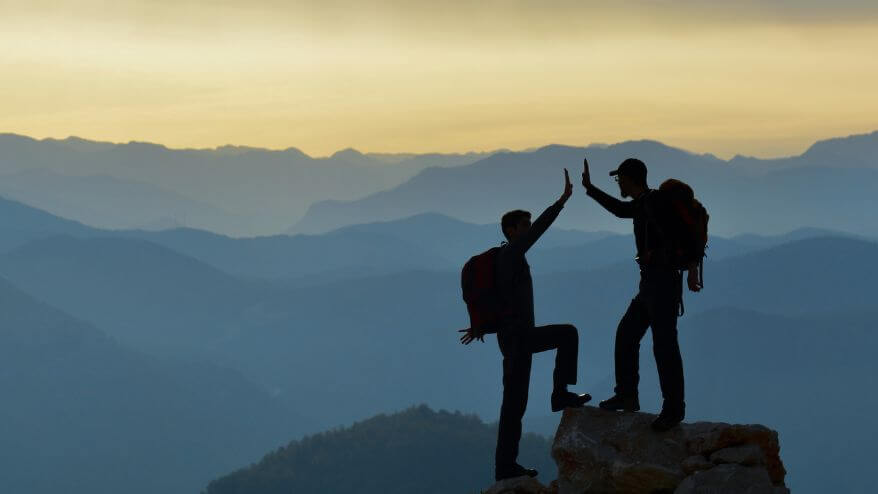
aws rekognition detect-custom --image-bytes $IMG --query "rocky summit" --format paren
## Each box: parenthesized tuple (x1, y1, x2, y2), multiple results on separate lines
(482, 406, 789, 494)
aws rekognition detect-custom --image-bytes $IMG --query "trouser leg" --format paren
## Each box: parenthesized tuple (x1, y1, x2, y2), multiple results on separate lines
(614, 294, 650, 397)
(524, 324, 579, 390)
(647, 291, 685, 412)
(495, 351, 532, 468)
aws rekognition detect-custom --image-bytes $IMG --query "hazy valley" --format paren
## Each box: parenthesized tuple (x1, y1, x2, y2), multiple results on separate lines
(0, 131, 876, 493)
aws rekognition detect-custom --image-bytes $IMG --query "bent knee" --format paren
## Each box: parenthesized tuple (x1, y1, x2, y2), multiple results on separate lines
(562, 324, 578, 342)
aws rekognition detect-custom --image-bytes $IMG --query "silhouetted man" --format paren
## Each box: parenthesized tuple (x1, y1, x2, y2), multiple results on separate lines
(461, 169, 590, 481)
(581, 157, 701, 431)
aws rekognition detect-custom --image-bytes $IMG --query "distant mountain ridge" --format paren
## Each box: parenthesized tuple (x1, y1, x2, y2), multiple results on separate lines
(0, 275, 308, 494)
(0, 168, 237, 231)
(730, 129, 878, 173)
(0, 195, 93, 252)
(293, 131, 878, 235)
(0, 133, 496, 235)
(2, 130, 877, 236)
(0, 194, 861, 282)
(0, 235, 269, 353)
(5, 233, 858, 427)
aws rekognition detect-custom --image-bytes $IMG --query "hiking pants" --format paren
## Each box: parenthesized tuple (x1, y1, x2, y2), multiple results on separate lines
(614, 267, 685, 411)
(495, 323, 579, 469)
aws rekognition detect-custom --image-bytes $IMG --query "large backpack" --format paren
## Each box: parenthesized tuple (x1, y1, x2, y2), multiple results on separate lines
(657, 179, 709, 285)
(461, 246, 504, 334)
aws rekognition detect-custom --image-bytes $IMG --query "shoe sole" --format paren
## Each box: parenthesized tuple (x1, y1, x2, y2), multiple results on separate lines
(551, 394, 592, 412)
(495, 471, 539, 481)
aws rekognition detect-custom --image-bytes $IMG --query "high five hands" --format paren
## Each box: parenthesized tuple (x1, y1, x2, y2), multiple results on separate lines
(559, 168, 573, 204)
(581, 157, 592, 190)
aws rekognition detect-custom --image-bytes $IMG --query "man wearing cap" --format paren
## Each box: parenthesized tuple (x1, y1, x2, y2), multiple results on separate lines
(580, 157, 701, 431)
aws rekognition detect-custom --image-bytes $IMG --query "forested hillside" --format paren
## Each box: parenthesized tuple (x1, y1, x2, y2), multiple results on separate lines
(204, 405, 555, 494)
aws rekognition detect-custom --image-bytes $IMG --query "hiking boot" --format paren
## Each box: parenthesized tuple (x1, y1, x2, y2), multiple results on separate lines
(551, 391, 592, 412)
(598, 394, 640, 412)
(495, 463, 539, 481)
(651, 408, 685, 432)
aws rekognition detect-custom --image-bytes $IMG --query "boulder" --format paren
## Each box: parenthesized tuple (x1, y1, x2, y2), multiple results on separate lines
(681, 455, 715, 475)
(674, 464, 779, 494)
(686, 423, 785, 483)
(552, 406, 686, 493)
(709, 444, 765, 467)
(551, 407, 787, 494)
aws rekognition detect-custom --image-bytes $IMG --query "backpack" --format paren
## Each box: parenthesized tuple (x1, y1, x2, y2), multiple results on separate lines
(461, 246, 504, 334)
(657, 179, 709, 285)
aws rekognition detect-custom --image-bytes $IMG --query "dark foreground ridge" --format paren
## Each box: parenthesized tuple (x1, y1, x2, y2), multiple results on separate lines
(203, 405, 556, 494)
(484, 406, 788, 494)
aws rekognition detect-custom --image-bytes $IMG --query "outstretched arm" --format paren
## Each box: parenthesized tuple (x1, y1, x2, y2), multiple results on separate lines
(581, 157, 635, 218)
(505, 169, 572, 257)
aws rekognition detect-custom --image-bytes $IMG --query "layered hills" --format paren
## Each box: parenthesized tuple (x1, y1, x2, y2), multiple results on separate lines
(204, 405, 555, 494)
(1, 130, 875, 494)
(0, 134, 493, 235)
(2, 130, 877, 236)
(0, 276, 308, 494)
(294, 131, 878, 235)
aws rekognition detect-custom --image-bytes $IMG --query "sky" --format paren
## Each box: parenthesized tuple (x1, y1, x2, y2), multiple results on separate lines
(2, 1, 877, 158)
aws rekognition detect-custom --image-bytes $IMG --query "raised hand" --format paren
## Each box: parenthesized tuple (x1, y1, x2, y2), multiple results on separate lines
(559, 168, 573, 204)
(581, 157, 592, 189)
(459, 327, 485, 345)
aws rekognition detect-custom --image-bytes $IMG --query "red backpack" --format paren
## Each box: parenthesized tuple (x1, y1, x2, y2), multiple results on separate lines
(461, 246, 504, 334)
(657, 179, 709, 285)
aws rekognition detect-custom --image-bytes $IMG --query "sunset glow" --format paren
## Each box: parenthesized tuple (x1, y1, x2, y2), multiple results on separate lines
(2, 1, 877, 157)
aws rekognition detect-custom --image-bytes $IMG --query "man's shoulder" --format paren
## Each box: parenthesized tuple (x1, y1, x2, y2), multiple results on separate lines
(496, 242, 515, 260)
(496, 243, 523, 266)
(646, 187, 665, 198)
(645, 188, 673, 207)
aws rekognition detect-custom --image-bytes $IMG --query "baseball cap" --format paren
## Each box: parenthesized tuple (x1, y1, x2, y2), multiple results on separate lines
(609, 158, 647, 181)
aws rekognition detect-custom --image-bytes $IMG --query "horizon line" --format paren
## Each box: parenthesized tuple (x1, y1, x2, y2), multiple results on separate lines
(3, 129, 876, 162)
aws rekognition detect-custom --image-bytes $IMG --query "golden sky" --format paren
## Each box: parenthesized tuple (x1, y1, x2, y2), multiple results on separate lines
(2, 1, 877, 158)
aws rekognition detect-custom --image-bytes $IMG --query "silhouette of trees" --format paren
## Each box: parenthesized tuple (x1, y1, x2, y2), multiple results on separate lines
(204, 405, 555, 494)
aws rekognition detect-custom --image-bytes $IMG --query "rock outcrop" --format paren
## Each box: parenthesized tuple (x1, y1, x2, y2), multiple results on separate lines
(481, 406, 789, 494)
(551, 406, 788, 494)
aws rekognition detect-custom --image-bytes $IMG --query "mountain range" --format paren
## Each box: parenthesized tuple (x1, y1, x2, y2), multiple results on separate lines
(294, 131, 878, 236)
(0, 129, 876, 494)
(1, 130, 877, 237)
(0, 196, 873, 493)
(0, 134, 494, 235)
(0, 276, 308, 494)
(0, 194, 860, 282)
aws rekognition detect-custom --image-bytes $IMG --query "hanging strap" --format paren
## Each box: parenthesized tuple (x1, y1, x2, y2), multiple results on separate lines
(698, 257, 704, 287)
(676, 269, 685, 317)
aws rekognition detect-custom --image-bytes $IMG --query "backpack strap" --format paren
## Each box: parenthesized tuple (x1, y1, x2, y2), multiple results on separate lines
(643, 191, 688, 316)
(642, 190, 670, 250)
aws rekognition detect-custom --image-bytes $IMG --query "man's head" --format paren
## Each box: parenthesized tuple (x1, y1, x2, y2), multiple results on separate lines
(501, 209, 532, 241)
(609, 158, 648, 198)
